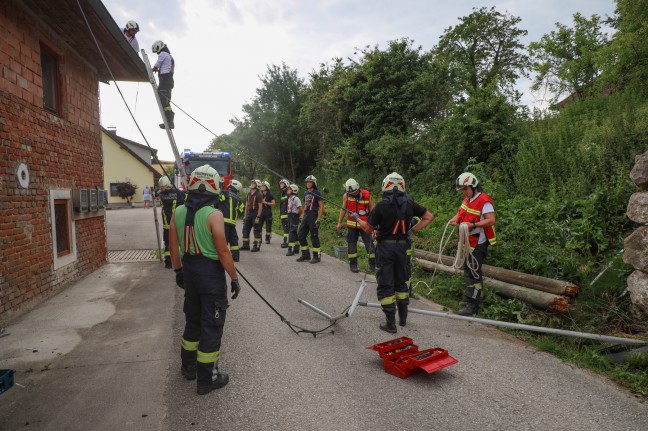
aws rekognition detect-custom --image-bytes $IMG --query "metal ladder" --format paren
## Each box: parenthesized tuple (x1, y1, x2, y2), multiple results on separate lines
(141, 50, 187, 189)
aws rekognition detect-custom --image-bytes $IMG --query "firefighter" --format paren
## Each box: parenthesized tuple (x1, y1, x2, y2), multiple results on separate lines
(278, 179, 290, 248)
(336, 178, 375, 273)
(169, 164, 240, 395)
(241, 179, 263, 252)
(449, 172, 496, 316)
(357, 172, 434, 333)
(259, 181, 275, 245)
(122, 20, 140, 52)
(158, 175, 186, 268)
(285, 184, 303, 256)
(296, 175, 324, 264)
(219, 179, 245, 262)
(151, 40, 175, 129)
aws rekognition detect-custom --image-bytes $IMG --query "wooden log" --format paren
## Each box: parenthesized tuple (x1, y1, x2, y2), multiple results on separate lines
(416, 259, 570, 313)
(414, 249, 580, 297)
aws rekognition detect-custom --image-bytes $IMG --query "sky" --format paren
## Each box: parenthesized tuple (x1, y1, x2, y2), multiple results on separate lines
(99, 0, 617, 162)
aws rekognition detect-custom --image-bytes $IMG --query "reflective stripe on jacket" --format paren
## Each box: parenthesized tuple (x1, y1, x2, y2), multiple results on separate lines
(346, 189, 371, 228)
(457, 192, 496, 248)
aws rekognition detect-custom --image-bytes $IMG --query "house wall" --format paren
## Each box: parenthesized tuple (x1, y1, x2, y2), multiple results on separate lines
(102, 132, 155, 204)
(0, 3, 106, 323)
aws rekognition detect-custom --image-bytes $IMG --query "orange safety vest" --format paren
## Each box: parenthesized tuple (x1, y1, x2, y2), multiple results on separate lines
(457, 192, 496, 249)
(346, 189, 371, 228)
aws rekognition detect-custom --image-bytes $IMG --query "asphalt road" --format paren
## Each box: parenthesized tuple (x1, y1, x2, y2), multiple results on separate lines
(1, 208, 646, 430)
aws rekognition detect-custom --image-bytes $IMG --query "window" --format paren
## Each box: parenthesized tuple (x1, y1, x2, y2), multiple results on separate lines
(110, 182, 125, 197)
(54, 199, 71, 257)
(40, 44, 59, 113)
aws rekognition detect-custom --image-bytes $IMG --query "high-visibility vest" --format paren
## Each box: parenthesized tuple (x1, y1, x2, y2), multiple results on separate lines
(346, 189, 371, 228)
(457, 192, 496, 248)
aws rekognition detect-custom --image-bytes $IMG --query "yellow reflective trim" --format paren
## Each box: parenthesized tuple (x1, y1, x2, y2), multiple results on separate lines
(231, 246, 239, 250)
(346, 220, 360, 228)
(197, 350, 220, 364)
(181, 338, 199, 352)
(289, 242, 297, 246)
(380, 295, 396, 305)
(396, 292, 409, 300)
(348, 253, 358, 258)
(406, 248, 413, 256)
(281, 215, 288, 219)
(312, 248, 320, 252)
(461, 203, 481, 216)
(302, 246, 310, 251)
(369, 253, 375, 258)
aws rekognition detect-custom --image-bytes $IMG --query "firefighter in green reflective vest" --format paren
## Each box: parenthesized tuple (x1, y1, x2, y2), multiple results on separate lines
(219, 179, 245, 262)
(158, 176, 186, 268)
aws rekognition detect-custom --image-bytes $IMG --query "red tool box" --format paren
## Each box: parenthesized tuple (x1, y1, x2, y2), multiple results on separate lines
(368, 337, 457, 379)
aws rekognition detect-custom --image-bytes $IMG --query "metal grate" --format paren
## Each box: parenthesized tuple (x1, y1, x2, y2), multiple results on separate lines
(108, 249, 160, 263)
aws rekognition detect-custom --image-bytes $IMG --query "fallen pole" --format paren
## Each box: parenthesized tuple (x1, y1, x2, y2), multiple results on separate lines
(298, 299, 333, 320)
(358, 302, 647, 346)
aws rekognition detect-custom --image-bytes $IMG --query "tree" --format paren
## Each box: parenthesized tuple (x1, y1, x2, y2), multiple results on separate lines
(529, 13, 609, 105)
(436, 6, 530, 99)
(116, 180, 137, 205)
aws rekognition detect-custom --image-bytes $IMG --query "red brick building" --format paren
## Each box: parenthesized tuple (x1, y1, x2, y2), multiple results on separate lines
(0, 0, 147, 323)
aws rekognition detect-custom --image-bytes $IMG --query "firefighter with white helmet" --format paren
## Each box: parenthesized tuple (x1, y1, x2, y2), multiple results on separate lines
(336, 178, 375, 273)
(296, 175, 324, 263)
(169, 164, 240, 395)
(259, 181, 276, 245)
(123, 20, 139, 52)
(158, 175, 186, 268)
(278, 179, 291, 248)
(357, 172, 434, 333)
(219, 179, 245, 262)
(151, 40, 175, 129)
(285, 183, 303, 256)
(241, 179, 263, 251)
(449, 172, 497, 316)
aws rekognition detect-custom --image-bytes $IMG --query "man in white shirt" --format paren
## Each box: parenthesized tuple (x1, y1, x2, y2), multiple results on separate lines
(123, 20, 139, 53)
(152, 40, 175, 129)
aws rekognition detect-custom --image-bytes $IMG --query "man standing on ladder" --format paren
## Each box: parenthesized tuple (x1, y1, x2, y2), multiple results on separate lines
(158, 176, 186, 268)
(336, 178, 375, 273)
(449, 172, 496, 316)
(357, 172, 434, 333)
(152, 40, 175, 129)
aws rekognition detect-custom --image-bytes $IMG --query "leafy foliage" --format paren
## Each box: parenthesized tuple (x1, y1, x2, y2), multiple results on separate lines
(116, 180, 137, 203)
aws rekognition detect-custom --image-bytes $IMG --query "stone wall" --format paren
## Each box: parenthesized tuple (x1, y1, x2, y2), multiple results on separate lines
(623, 150, 648, 316)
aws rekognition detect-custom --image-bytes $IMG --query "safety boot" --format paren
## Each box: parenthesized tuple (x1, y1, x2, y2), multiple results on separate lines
(281, 237, 288, 248)
(197, 368, 229, 395)
(164, 256, 172, 269)
(251, 241, 260, 252)
(286, 246, 295, 256)
(349, 258, 359, 273)
(231, 250, 240, 262)
(379, 312, 397, 334)
(159, 110, 175, 129)
(296, 249, 311, 262)
(397, 302, 408, 327)
(293, 244, 300, 254)
(458, 285, 482, 316)
(180, 364, 196, 380)
(368, 258, 376, 273)
(240, 240, 250, 251)
(265, 234, 271, 245)
(310, 252, 321, 264)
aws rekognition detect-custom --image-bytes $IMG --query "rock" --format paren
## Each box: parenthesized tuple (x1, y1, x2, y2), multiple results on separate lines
(623, 226, 648, 271)
(627, 270, 648, 317)
(630, 150, 648, 190)
(626, 192, 648, 224)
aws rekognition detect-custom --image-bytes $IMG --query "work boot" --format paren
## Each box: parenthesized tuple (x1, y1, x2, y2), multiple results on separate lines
(197, 369, 229, 395)
(286, 246, 294, 256)
(458, 285, 482, 316)
(379, 312, 397, 334)
(294, 244, 300, 254)
(164, 256, 172, 269)
(266, 235, 271, 245)
(296, 249, 311, 262)
(310, 252, 321, 264)
(240, 241, 250, 251)
(180, 364, 196, 381)
(397, 302, 408, 327)
(251, 241, 260, 252)
(281, 237, 288, 248)
(368, 258, 376, 273)
(159, 111, 175, 129)
(232, 250, 240, 262)
(349, 258, 359, 273)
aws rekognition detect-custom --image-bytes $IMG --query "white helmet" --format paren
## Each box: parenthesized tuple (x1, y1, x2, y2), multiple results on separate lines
(261, 181, 270, 189)
(229, 179, 243, 192)
(251, 179, 261, 189)
(382, 172, 405, 193)
(279, 179, 290, 188)
(305, 175, 317, 186)
(455, 172, 479, 190)
(158, 176, 172, 190)
(289, 184, 299, 193)
(125, 20, 139, 32)
(345, 178, 360, 194)
(152, 40, 166, 54)
(188, 164, 221, 195)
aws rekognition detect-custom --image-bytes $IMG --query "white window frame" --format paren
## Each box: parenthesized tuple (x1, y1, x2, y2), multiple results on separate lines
(50, 189, 77, 269)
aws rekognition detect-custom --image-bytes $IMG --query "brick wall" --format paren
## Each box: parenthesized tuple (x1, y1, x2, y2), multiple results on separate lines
(0, 3, 106, 323)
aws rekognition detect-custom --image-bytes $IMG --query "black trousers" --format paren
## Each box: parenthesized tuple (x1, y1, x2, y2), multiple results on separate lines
(224, 223, 238, 248)
(259, 212, 272, 235)
(298, 212, 320, 250)
(158, 73, 174, 109)
(346, 227, 375, 260)
(242, 212, 261, 241)
(375, 241, 410, 314)
(464, 241, 489, 287)
(281, 214, 289, 239)
(288, 213, 300, 246)
(181, 254, 228, 386)
(162, 228, 170, 259)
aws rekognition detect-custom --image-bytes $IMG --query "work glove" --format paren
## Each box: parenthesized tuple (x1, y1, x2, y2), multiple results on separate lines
(174, 268, 184, 289)
(411, 216, 421, 227)
(407, 228, 414, 241)
(254, 216, 260, 225)
(231, 279, 241, 299)
(314, 219, 321, 229)
(350, 212, 360, 221)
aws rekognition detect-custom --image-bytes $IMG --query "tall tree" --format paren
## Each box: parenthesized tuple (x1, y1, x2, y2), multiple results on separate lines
(529, 13, 609, 105)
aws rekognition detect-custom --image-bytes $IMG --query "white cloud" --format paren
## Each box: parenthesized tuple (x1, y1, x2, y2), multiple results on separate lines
(100, 0, 616, 161)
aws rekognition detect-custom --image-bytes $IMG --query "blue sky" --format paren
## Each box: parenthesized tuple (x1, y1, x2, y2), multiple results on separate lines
(100, 0, 616, 161)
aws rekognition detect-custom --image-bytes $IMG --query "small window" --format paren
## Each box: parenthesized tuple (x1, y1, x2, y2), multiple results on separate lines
(110, 182, 125, 197)
(54, 199, 71, 257)
(40, 44, 59, 113)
